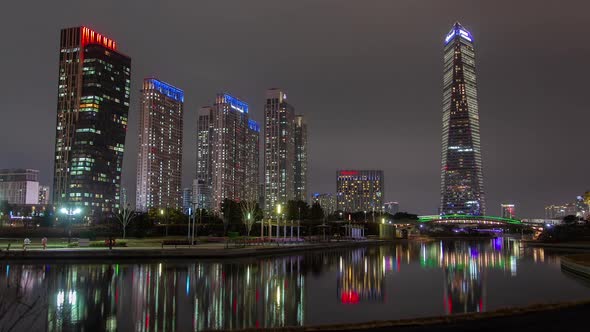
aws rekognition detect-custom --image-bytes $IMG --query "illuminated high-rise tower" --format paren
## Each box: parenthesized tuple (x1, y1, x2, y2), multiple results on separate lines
(294, 115, 308, 202)
(53, 27, 131, 218)
(196, 93, 259, 211)
(136, 78, 184, 212)
(264, 89, 295, 214)
(440, 22, 485, 216)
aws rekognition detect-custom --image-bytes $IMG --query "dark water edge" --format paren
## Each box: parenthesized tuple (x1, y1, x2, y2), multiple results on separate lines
(1, 238, 590, 331)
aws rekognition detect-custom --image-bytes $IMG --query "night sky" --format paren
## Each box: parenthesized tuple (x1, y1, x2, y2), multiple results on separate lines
(1, 0, 589, 218)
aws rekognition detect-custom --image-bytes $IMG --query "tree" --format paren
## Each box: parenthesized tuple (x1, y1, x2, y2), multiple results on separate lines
(287, 200, 310, 221)
(221, 199, 242, 235)
(115, 204, 136, 239)
(393, 212, 419, 221)
(310, 202, 325, 221)
(563, 215, 579, 225)
(240, 200, 258, 236)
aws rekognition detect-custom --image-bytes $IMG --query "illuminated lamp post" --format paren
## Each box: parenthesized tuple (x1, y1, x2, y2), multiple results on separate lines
(276, 204, 281, 239)
(60, 207, 81, 243)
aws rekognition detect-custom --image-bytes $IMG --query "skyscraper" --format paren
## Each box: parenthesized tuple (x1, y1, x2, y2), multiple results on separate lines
(196, 106, 213, 210)
(336, 170, 384, 213)
(245, 120, 260, 202)
(440, 22, 486, 216)
(196, 93, 259, 211)
(53, 27, 131, 218)
(294, 114, 308, 202)
(264, 89, 295, 214)
(136, 78, 184, 212)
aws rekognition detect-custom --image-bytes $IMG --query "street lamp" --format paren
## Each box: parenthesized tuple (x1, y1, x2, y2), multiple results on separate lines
(276, 204, 282, 238)
(60, 207, 81, 243)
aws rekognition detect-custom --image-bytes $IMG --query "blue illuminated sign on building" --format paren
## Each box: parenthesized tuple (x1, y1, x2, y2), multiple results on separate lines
(148, 79, 184, 102)
(223, 93, 249, 113)
(444, 24, 473, 45)
(248, 119, 260, 132)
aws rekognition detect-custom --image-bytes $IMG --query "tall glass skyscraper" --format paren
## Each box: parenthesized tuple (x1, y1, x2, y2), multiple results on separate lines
(440, 22, 485, 216)
(136, 78, 184, 212)
(53, 27, 131, 218)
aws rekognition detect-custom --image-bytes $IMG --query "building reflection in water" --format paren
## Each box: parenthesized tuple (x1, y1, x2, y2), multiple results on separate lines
(337, 248, 390, 304)
(0, 238, 553, 330)
(0, 257, 305, 331)
(417, 237, 522, 314)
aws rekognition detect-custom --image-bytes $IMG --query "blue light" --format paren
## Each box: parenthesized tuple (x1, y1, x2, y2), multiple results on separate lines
(444, 24, 473, 45)
(248, 119, 260, 132)
(224, 93, 248, 113)
(148, 79, 184, 103)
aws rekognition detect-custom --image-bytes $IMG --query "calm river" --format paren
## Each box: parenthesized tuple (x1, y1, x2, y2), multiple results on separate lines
(1, 238, 590, 331)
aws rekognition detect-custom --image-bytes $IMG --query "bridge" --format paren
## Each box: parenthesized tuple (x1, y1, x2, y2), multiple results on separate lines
(417, 214, 523, 226)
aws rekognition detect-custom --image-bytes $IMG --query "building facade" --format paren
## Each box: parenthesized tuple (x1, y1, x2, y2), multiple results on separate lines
(312, 193, 336, 216)
(195, 106, 213, 210)
(244, 120, 260, 202)
(383, 202, 399, 215)
(196, 93, 260, 212)
(0, 169, 40, 205)
(336, 170, 384, 213)
(264, 89, 295, 215)
(38, 185, 50, 205)
(440, 22, 486, 216)
(294, 115, 308, 202)
(52, 27, 131, 217)
(500, 204, 516, 219)
(135, 78, 184, 212)
(182, 187, 193, 214)
(545, 204, 576, 219)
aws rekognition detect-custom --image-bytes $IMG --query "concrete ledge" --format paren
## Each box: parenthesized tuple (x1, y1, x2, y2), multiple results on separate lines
(561, 255, 590, 279)
(0, 240, 390, 261)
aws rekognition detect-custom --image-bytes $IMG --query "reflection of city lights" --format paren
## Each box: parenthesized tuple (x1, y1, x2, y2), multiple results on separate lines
(57, 290, 65, 307)
(341, 291, 360, 304)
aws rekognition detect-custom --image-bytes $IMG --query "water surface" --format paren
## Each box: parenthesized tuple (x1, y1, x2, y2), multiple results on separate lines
(1, 238, 589, 331)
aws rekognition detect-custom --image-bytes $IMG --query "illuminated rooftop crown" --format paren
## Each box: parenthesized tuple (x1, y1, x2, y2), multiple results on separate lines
(444, 22, 473, 45)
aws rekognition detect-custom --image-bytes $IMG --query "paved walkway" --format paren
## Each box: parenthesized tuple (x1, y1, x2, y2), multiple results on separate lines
(0, 239, 387, 261)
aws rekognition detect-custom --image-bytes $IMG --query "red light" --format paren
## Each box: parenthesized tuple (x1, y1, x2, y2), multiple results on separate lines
(341, 291, 359, 304)
(81, 27, 117, 51)
(340, 171, 359, 176)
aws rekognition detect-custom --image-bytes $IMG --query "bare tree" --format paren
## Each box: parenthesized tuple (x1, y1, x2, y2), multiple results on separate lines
(241, 200, 258, 236)
(115, 204, 136, 239)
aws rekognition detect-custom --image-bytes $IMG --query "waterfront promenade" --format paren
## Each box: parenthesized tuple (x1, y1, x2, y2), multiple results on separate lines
(0, 238, 388, 260)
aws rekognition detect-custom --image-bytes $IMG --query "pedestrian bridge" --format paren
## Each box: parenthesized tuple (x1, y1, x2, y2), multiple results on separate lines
(417, 214, 523, 226)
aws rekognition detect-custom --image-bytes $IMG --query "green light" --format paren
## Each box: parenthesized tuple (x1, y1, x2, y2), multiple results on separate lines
(418, 214, 522, 225)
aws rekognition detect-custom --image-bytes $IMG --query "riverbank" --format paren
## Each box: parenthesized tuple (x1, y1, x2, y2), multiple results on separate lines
(561, 254, 590, 280)
(232, 300, 590, 332)
(0, 239, 392, 261)
(523, 240, 590, 251)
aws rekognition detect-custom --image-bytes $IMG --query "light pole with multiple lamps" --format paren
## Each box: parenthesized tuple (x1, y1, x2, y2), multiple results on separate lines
(60, 207, 81, 243)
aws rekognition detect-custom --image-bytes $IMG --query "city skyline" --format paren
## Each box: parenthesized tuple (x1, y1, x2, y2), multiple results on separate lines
(1, 1, 589, 217)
